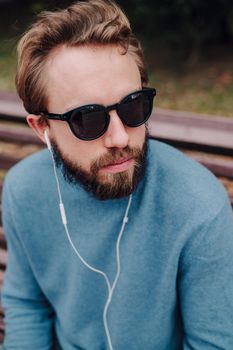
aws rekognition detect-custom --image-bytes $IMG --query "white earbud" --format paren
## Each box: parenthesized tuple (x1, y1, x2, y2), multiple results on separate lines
(44, 130, 52, 151)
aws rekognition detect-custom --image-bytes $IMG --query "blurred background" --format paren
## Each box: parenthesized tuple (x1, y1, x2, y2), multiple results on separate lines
(0, 0, 233, 117)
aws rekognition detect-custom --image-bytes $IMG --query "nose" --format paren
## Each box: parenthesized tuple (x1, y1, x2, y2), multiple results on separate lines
(103, 110, 129, 149)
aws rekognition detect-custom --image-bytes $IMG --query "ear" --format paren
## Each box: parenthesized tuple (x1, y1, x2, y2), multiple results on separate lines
(26, 114, 49, 145)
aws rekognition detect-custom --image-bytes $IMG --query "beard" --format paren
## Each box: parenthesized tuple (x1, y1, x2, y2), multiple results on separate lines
(50, 130, 149, 201)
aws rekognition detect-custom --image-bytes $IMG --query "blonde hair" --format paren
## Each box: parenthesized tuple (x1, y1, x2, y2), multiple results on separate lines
(16, 0, 148, 114)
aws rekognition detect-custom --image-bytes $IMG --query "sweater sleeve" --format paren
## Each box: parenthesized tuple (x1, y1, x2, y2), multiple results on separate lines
(1, 180, 55, 350)
(178, 196, 233, 350)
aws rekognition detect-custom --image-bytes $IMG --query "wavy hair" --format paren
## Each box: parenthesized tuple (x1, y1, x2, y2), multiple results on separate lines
(16, 0, 148, 114)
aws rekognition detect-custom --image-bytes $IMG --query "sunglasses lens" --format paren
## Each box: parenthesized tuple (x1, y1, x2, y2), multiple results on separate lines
(118, 90, 153, 127)
(70, 106, 108, 140)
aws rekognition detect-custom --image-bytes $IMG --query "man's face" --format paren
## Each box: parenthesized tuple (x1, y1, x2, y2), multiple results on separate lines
(44, 45, 148, 200)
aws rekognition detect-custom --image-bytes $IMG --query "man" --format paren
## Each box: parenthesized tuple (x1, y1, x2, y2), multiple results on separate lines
(1, 0, 233, 349)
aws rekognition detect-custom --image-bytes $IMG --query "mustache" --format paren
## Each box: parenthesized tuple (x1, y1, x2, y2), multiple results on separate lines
(90, 146, 144, 172)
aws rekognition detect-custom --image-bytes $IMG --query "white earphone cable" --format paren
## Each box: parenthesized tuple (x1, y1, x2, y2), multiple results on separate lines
(46, 140, 132, 350)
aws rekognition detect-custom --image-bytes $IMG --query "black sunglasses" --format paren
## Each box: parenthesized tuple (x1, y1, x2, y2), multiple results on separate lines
(41, 87, 156, 141)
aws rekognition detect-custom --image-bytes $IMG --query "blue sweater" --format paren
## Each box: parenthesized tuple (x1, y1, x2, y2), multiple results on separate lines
(1, 139, 233, 350)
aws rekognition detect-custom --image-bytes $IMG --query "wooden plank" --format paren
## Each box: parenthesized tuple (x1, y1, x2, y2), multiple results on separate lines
(0, 248, 7, 268)
(154, 108, 233, 130)
(0, 96, 25, 118)
(149, 110, 233, 151)
(0, 124, 43, 144)
(0, 154, 20, 170)
(1, 111, 233, 153)
(2, 91, 233, 151)
(0, 91, 21, 102)
(0, 269, 4, 289)
(188, 154, 233, 179)
(0, 227, 6, 248)
(0, 115, 27, 124)
(0, 333, 4, 345)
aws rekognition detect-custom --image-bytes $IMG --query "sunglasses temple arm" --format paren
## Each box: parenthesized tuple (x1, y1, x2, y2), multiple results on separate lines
(40, 112, 65, 121)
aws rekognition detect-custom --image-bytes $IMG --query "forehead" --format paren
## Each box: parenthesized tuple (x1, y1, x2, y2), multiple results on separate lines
(45, 45, 141, 112)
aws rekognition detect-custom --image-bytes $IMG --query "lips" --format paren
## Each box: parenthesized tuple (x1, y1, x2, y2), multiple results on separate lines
(100, 157, 134, 174)
(106, 157, 132, 166)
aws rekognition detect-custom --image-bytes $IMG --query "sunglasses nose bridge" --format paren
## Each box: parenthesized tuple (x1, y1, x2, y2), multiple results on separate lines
(106, 103, 118, 114)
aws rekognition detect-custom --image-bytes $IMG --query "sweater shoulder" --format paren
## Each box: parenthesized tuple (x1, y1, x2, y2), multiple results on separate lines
(2, 149, 51, 201)
(147, 139, 229, 220)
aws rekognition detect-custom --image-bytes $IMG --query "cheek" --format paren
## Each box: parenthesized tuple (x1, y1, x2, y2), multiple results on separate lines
(49, 120, 73, 139)
(128, 125, 146, 146)
(50, 121, 80, 152)
(49, 120, 102, 170)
